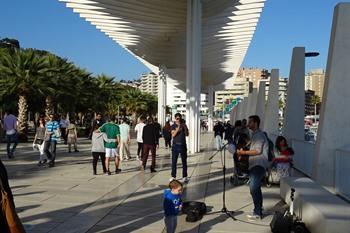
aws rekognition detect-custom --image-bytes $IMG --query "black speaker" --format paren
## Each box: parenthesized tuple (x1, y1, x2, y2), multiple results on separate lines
(270, 211, 292, 233)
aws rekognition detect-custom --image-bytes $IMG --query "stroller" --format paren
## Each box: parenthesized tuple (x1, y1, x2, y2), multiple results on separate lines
(229, 133, 250, 186)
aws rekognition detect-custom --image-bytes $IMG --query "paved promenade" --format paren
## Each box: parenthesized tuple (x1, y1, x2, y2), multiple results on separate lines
(1, 133, 282, 233)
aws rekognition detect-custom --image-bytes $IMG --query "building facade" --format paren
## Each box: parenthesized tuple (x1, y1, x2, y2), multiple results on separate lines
(214, 77, 252, 111)
(305, 69, 325, 100)
(259, 77, 288, 101)
(236, 67, 269, 88)
(139, 72, 158, 96)
(167, 81, 209, 120)
(305, 89, 316, 116)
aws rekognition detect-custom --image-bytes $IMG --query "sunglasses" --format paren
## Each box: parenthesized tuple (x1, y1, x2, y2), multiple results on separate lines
(176, 118, 181, 120)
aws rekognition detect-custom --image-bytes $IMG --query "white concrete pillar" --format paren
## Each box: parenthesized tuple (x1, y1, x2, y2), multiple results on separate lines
(264, 69, 280, 135)
(241, 97, 248, 120)
(247, 88, 258, 117)
(230, 104, 238, 124)
(186, 0, 202, 153)
(283, 47, 305, 142)
(256, 81, 266, 128)
(245, 94, 252, 118)
(207, 85, 214, 132)
(158, 65, 167, 127)
(236, 102, 242, 121)
(313, 3, 350, 187)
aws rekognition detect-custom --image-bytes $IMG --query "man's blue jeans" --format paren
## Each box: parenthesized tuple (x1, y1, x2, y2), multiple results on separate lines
(215, 135, 222, 150)
(249, 166, 265, 216)
(6, 134, 18, 156)
(171, 144, 187, 178)
(44, 140, 57, 163)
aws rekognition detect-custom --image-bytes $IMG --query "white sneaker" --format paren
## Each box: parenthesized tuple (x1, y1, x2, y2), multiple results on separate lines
(136, 156, 140, 161)
(182, 177, 190, 183)
(246, 213, 262, 221)
(169, 177, 176, 182)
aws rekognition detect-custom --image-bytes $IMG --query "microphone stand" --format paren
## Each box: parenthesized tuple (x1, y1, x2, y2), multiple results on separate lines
(209, 142, 236, 220)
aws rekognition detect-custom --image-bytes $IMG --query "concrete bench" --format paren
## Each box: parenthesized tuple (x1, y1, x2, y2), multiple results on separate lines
(280, 177, 350, 233)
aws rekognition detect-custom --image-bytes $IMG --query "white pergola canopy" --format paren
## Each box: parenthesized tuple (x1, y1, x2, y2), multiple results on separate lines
(60, 0, 265, 89)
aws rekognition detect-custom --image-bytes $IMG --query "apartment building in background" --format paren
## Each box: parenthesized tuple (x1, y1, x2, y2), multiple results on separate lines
(236, 67, 269, 88)
(214, 77, 252, 111)
(139, 72, 158, 96)
(305, 69, 325, 100)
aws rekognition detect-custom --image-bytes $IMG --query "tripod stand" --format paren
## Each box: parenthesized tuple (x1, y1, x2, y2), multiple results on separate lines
(209, 143, 236, 220)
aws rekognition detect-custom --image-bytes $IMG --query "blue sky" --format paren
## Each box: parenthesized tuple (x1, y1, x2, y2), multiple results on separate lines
(0, 0, 348, 79)
(243, 0, 350, 77)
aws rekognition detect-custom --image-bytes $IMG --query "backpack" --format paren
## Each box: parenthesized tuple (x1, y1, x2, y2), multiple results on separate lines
(264, 132, 275, 161)
(182, 201, 207, 222)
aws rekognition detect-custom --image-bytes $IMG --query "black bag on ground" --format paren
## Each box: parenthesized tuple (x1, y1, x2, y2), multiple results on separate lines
(182, 201, 207, 222)
(185, 209, 203, 222)
(270, 211, 292, 233)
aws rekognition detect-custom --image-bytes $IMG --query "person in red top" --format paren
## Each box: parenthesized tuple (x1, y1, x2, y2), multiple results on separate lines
(273, 136, 294, 178)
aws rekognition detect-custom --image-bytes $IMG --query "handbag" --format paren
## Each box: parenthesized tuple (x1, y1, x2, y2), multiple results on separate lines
(34, 139, 44, 145)
(0, 179, 26, 233)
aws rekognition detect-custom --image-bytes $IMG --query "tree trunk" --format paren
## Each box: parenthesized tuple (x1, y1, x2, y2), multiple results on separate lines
(132, 112, 137, 126)
(17, 95, 28, 134)
(45, 96, 54, 119)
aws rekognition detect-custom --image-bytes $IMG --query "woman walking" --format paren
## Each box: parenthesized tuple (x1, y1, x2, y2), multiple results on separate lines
(33, 117, 47, 166)
(162, 121, 172, 149)
(67, 118, 79, 153)
(91, 125, 107, 175)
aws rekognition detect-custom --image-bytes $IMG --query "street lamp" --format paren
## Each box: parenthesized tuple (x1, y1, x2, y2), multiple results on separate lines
(305, 52, 320, 57)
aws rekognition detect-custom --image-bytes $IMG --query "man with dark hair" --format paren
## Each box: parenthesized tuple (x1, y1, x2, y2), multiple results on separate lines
(237, 115, 268, 220)
(99, 116, 121, 175)
(170, 113, 189, 182)
(224, 121, 234, 142)
(89, 113, 104, 139)
(135, 116, 146, 160)
(154, 118, 162, 143)
(44, 113, 60, 167)
(239, 118, 251, 140)
(213, 121, 225, 151)
(119, 118, 131, 161)
(4, 109, 18, 159)
(142, 117, 159, 172)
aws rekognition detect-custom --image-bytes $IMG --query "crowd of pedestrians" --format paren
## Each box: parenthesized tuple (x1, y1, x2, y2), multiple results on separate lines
(1, 109, 296, 232)
(87, 113, 189, 182)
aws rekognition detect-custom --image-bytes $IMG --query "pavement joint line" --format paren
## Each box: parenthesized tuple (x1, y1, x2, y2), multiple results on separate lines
(49, 170, 157, 233)
(80, 147, 173, 232)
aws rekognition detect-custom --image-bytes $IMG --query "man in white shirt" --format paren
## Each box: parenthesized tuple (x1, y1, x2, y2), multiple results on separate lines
(134, 116, 146, 161)
(4, 110, 18, 159)
(119, 118, 131, 161)
(60, 115, 70, 144)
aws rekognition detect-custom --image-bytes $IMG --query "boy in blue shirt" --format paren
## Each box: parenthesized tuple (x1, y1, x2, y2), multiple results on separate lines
(44, 113, 60, 167)
(163, 180, 183, 233)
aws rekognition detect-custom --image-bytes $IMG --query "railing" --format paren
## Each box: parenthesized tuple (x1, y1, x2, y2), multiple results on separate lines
(290, 138, 316, 177)
(335, 148, 350, 201)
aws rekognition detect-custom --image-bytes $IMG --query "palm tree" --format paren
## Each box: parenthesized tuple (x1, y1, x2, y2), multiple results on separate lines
(0, 48, 49, 135)
(42, 53, 78, 117)
(121, 89, 149, 123)
(142, 92, 158, 116)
